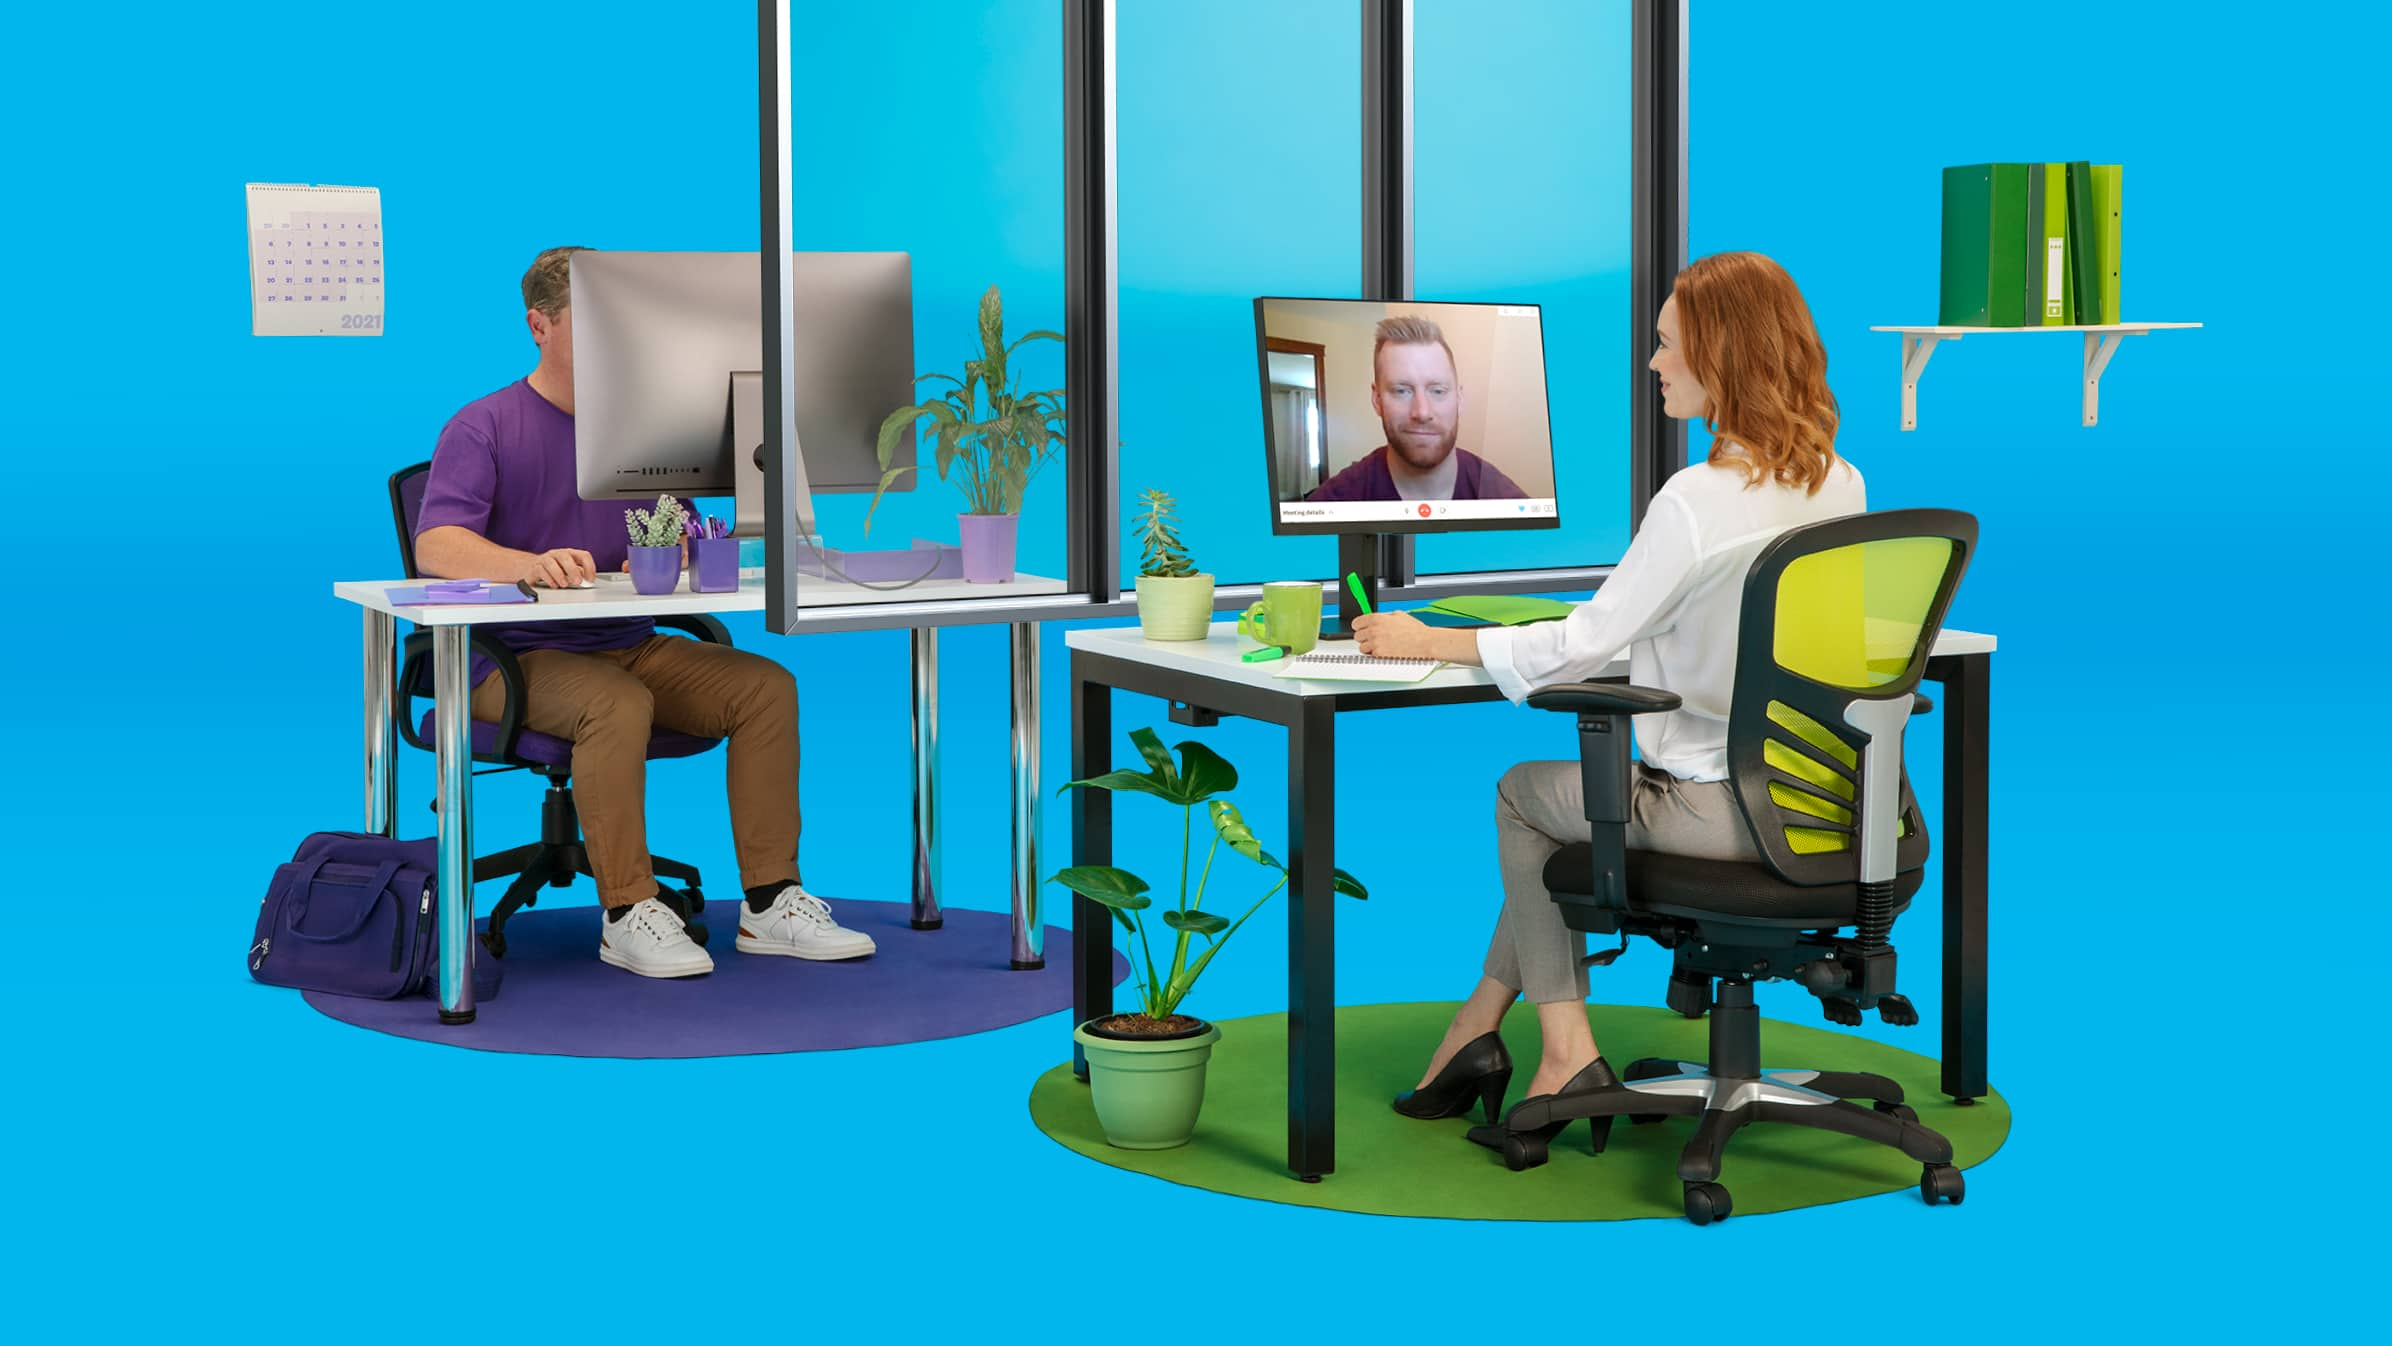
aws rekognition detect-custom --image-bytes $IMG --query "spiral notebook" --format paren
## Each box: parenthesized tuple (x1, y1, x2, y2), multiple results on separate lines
(1271, 652, 1444, 683)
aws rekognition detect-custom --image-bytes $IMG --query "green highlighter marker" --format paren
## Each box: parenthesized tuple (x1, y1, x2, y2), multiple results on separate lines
(1242, 645, 1285, 663)
(1345, 571, 1373, 616)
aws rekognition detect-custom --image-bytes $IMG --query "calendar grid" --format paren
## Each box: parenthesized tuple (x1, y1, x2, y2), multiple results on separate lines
(246, 183, 384, 337)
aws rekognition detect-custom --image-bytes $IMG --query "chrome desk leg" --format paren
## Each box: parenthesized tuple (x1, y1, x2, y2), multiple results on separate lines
(910, 627, 944, 930)
(364, 608, 397, 837)
(432, 626, 476, 1024)
(1010, 621, 1043, 969)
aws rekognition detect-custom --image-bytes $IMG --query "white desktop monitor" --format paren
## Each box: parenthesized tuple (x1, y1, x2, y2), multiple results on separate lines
(1254, 296, 1561, 535)
(569, 251, 915, 535)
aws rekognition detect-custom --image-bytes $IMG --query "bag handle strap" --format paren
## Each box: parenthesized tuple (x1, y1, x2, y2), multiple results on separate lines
(284, 858, 404, 943)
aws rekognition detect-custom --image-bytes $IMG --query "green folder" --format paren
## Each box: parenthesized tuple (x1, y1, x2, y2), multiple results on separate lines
(2040, 162, 2072, 325)
(1939, 164, 2030, 327)
(1422, 594, 1578, 626)
(2066, 161, 2103, 328)
(2092, 164, 2122, 324)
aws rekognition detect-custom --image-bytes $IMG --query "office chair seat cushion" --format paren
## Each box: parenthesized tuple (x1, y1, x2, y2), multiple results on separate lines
(415, 711, 719, 769)
(1544, 845, 1920, 928)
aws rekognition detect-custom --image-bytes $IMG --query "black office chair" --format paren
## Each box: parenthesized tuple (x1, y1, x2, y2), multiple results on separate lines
(1488, 508, 1976, 1225)
(389, 462, 726, 956)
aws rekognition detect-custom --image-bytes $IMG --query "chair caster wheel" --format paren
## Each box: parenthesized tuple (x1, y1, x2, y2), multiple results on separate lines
(1919, 1163, 1965, 1206)
(1502, 1133, 1551, 1172)
(479, 931, 508, 959)
(1874, 1101, 1918, 1123)
(687, 922, 710, 948)
(1684, 1181, 1732, 1225)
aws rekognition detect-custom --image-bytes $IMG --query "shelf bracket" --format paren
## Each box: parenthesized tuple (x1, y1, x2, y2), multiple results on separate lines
(2082, 329, 2142, 427)
(1899, 333, 1948, 432)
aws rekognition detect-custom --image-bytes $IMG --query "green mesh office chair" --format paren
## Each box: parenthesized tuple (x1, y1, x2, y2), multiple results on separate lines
(1490, 508, 1977, 1225)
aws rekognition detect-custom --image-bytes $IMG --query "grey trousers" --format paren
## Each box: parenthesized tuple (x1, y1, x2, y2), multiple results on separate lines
(1486, 759, 1761, 1004)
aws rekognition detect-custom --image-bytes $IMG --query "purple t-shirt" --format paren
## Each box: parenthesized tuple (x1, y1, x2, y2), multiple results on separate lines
(1304, 445, 1529, 502)
(416, 380, 655, 685)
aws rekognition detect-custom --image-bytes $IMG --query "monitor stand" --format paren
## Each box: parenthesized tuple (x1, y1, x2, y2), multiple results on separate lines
(1318, 532, 1386, 642)
(729, 370, 816, 541)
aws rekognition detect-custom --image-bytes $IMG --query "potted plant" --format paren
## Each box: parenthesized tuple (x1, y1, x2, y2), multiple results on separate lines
(623, 494, 688, 595)
(1131, 488, 1213, 641)
(870, 285, 1064, 583)
(1051, 728, 1367, 1149)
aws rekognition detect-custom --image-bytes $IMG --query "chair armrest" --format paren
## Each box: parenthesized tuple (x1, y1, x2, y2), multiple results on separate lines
(397, 629, 528, 758)
(1521, 683, 1678, 918)
(655, 613, 733, 647)
(1525, 682, 1683, 716)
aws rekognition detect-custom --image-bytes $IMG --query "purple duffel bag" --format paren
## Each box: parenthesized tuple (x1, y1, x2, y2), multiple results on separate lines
(248, 832, 499, 1001)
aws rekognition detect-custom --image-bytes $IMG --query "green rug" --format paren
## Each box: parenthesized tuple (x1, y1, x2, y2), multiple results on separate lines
(1029, 1001, 2009, 1221)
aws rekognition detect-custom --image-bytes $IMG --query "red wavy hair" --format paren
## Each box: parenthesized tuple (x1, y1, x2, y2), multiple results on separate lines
(1673, 251, 1839, 494)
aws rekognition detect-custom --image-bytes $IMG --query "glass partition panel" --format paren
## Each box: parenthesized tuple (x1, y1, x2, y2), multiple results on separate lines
(1412, 0, 1635, 578)
(787, 1, 1070, 589)
(1116, 0, 1361, 591)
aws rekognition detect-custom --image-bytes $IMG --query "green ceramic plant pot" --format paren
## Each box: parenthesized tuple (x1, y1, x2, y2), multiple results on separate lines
(1072, 1018, 1222, 1150)
(1134, 573, 1215, 641)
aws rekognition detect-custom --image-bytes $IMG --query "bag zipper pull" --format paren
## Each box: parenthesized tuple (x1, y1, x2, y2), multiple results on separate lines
(249, 937, 271, 970)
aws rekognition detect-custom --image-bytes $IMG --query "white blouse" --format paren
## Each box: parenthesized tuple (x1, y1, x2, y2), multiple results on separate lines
(1476, 451, 1868, 782)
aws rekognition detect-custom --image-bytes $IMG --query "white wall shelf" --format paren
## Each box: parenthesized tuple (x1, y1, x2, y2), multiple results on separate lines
(1869, 322, 2202, 431)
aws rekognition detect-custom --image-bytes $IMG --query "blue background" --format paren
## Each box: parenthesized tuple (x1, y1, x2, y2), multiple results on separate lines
(6, 0, 2381, 1336)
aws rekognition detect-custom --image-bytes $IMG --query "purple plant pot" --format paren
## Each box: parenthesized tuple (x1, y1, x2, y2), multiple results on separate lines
(690, 537, 739, 592)
(628, 545, 682, 595)
(958, 513, 1019, 584)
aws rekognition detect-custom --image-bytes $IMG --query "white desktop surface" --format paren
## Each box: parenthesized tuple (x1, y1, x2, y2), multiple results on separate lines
(1067, 620, 1997, 697)
(335, 572, 1069, 625)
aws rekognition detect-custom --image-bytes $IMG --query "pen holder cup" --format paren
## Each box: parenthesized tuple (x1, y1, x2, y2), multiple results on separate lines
(690, 537, 739, 593)
(627, 545, 682, 596)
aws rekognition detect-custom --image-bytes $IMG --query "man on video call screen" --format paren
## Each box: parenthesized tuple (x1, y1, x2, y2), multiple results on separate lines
(1305, 315, 1528, 503)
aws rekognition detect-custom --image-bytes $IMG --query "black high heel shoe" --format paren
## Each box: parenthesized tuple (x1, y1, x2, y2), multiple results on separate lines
(1466, 1057, 1621, 1170)
(1391, 1031, 1514, 1123)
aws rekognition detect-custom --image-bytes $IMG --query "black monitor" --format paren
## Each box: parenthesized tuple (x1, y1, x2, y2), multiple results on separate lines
(1254, 296, 1560, 632)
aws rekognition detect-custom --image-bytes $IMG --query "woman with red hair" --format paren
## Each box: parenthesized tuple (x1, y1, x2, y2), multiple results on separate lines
(1355, 251, 1864, 1144)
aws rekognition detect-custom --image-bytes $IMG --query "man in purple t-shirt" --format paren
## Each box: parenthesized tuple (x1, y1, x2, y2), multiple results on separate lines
(415, 246, 873, 979)
(1304, 315, 1528, 503)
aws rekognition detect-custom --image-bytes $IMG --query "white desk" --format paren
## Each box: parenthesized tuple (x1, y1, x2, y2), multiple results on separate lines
(1063, 620, 1999, 1180)
(335, 571, 1068, 1023)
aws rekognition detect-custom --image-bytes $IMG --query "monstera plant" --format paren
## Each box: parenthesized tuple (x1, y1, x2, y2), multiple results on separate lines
(1051, 728, 1366, 1149)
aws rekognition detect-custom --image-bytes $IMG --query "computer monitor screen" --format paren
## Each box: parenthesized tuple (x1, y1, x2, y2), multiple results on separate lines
(1255, 297, 1560, 535)
(570, 251, 915, 527)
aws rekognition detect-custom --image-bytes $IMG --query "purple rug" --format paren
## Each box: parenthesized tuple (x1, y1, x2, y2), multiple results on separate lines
(304, 899, 1126, 1059)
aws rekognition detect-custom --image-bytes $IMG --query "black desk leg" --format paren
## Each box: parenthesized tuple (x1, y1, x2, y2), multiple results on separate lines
(1286, 699, 1336, 1180)
(1070, 662, 1113, 1081)
(1938, 653, 1989, 1103)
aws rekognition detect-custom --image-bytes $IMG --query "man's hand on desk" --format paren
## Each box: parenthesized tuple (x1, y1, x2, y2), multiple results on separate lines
(525, 548, 598, 588)
(1353, 611, 1485, 666)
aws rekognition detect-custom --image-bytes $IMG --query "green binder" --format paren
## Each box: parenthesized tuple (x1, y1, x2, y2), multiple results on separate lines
(2022, 167, 2047, 324)
(2066, 162, 2102, 328)
(2092, 164, 2122, 324)
(2040, 162, 2071, 325)
(1939, 164, 2030, 327)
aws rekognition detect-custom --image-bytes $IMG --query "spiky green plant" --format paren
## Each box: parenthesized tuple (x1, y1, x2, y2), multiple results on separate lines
(867, 285, 1065, 534)
(1133, 488, 1198, 579)
(1050, 728, 1367, 1022)
(624, 494, 689, 549)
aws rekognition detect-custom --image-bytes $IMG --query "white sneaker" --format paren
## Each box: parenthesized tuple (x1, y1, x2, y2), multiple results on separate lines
(597, 896, 716, 978)
(736, 885, 876, 961)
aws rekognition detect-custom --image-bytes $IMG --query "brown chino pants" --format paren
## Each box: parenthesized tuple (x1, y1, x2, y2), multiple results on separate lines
(469, 636, 802, 908)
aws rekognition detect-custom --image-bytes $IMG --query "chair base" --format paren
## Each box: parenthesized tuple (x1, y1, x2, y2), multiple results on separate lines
(471, 782, 708, 958)
(1482, 980, 1965, 1223)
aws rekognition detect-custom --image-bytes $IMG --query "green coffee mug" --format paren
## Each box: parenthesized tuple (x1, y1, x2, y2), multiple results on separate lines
(1237, 581, 1323, 655)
